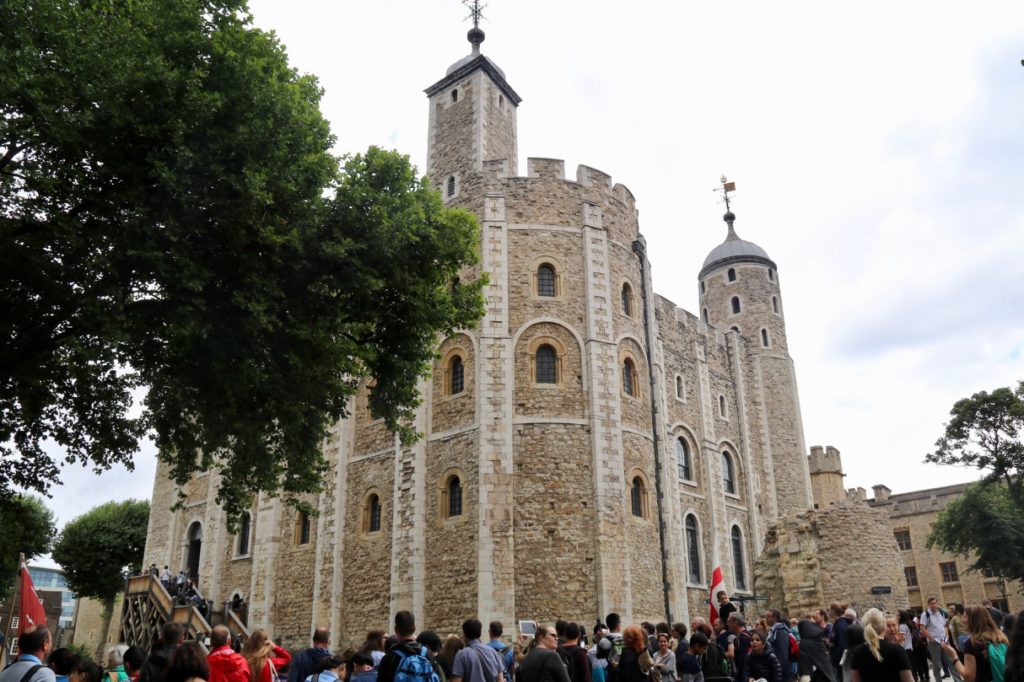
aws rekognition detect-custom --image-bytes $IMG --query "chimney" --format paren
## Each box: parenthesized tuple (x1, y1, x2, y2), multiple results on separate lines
(872, 484, 891, 502)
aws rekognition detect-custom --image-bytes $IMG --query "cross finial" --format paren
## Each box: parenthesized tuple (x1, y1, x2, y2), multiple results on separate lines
(464, 0, 486, 29)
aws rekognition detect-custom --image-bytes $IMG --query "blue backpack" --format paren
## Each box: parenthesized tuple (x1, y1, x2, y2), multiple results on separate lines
(394, 646, 440, 682)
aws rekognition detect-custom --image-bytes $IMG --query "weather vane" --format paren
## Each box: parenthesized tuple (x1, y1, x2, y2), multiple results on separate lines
(714, 175, 736, 212)
(463, 0, 486, 29)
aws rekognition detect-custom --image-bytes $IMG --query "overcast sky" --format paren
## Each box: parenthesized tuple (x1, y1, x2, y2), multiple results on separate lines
(32, 0, 1024, 556)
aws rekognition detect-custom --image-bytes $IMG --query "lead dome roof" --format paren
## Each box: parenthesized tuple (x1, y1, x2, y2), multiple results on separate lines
(699, 213, 776, 277)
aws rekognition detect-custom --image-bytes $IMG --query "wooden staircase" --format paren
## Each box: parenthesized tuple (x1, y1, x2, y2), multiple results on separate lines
(119, 575, 250, 651)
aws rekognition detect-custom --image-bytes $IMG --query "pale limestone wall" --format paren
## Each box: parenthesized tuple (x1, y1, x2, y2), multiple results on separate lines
(754, 504, 910, 617)
(72, 595, 122, 657)
(868, 486, 1024, 613)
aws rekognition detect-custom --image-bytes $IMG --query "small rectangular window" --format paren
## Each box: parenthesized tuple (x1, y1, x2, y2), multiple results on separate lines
(904, 566, 918, 587)
(894, 529, 912, 550)
(940, 561, 959, 583)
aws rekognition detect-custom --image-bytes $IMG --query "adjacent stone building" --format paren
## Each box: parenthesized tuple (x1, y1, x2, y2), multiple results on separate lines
(142, 25, 817, 647)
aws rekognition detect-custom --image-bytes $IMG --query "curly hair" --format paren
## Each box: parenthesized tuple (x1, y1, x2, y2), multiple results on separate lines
(623, 625, 646, 653)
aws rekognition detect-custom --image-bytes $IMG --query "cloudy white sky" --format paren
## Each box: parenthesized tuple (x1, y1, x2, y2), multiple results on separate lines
(33, 0, 1024, 549)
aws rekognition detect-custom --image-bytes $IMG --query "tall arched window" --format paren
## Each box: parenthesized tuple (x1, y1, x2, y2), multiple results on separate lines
(537, 264, 556, 297)
(719, 395, 727, 418)
(702, 308, 709, 323)
(364, 494, 382, 533)
(630, 477, 645, 518)
(621, 283, 633, 316)
(685, 514, 701, 583)
(768, 268, 775, 282)
(536, 345, 557, 384)
(622, 358, 637, 397)
(761, 329, 770, 347)
(675, 375, 684, 399)
(676, 438, 691, 480)
(731, 296, 741, 314)
(727, 268, 736, 282)
(447, 476, 463, 517)
(447, 175, 455, 197)
(722, 451, 736, 494)
(732, 526, 747, 590)
(450, 356, 465, 394)
(772, 296, 779, 314)
(237, 512, 251, 556)
(297, 511, 311, 545)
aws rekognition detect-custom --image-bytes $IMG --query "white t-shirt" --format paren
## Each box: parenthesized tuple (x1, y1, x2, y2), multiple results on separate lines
(922, 609, 947, 642)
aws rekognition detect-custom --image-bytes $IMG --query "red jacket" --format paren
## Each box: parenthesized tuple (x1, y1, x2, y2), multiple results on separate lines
(254, 647, 292, 682)
(209, 646, 251, 682)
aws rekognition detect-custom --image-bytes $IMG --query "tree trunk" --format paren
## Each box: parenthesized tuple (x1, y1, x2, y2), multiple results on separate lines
(95, 596, 115, 663)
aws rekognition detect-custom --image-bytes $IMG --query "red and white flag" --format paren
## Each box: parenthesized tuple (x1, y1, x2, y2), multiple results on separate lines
(709, 565, 725, 624)
(18, 563, 48, 635)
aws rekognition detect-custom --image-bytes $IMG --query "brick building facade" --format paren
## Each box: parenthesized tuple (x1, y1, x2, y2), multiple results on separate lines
(142, 26, 816, 647)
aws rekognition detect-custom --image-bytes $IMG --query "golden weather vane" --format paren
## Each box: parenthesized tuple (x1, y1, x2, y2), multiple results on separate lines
(714, 175, 736, 212)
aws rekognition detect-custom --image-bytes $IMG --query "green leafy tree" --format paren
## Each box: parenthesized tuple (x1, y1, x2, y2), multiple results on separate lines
(0, 494, 56, 600)
(1, 0, 485, 522)
(927, 481, 1024, 584)
(52, 500, 150, 658)
(925, 382, 1024, 504)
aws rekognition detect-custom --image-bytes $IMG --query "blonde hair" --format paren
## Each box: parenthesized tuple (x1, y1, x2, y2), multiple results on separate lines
(241, 629, 274, 682)
(861, 608, 885, 662)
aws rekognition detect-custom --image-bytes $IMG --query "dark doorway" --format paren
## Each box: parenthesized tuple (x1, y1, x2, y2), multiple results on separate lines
(186, 522, 202, 582)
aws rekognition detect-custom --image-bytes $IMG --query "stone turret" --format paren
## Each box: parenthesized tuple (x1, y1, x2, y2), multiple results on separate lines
(808, 445, 847, 508)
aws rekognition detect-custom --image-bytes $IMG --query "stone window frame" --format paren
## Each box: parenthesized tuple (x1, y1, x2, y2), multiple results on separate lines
(361, 488, 384, 535)
(720, 444, 742, 500)
(772, 296, 780, 315)
(702, 308, 709, 324)
(440, 347, 470, 400)
(726, 267, 737, 283)
(439, 468, 468, 523)
(529, 256, 565, 300)
(234, 511, 252, 558)
(672, 426, 701, 489)
(700, 280, 706, 295)
(451, 88, 458, 103)
(527, 335, 566, 387)
(295, 510, 312, 545)
(683, 511, 704, 586)
(443, 173, 460, 201)
(718, 394, 729, 420)
(621, 281, 635, 317)
(730, 524, 748, 591)
(619, 348, 643, 402)
(760, 328, 771, 348)
(675, 436, 693, 483)
(730, 295, 742, 316)
(894, 527, 912, 551)
(627, 469, 652, 520)
(939, 561, 959, 584)
(674, 374, 687, 403)
(768, 267, 776, 282)
(904, 565, 919, 588)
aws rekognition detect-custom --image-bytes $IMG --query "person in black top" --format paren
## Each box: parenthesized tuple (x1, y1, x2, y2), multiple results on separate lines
(850, 608, 912, 682)
(716, 592, 737, 625)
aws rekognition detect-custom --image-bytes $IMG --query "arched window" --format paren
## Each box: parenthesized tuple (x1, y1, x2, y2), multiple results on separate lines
(537, 264, 556, 297)
(727, 268, 736, 282)
(676, 438, 691, 480)
(732, 526, 747, 589)
(772, 296, 779, 314)
(731, 296, 741, 314)
(722, 451, 736, 494)
(536, 345, 557, 384)
(768, 268, 775, 282)
(621, 283, 633, 316)
(447, 175, 455, 197)
(761, 329, 770, 347)
(622, 358, 637, 397)
(700, 280, 706, 294)
(297, 511, 311, 545)
(364, 494, 382, 533)
(675, 375, 684, 400)
(630, 477, 646, 518)
(447, 476, 463, 517)
(237, 512, 251, 556)
(450, 356, 465, 394)
(702, 308, 709, 323)
(719, 395, 727, 418)
(451, 89, 458, 102)
(685, 514, 701, 583)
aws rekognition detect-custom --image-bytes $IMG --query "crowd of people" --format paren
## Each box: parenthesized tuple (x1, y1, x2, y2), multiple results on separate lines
(4, 595, 1024, 682)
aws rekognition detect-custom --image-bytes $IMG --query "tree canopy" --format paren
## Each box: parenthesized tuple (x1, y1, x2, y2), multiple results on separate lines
(927, 481, 1024, 584)
(925, 382, 1024, 504)
(52, 499, 150, 602)
(0, 494, 56, 599)
(1, 0, 485, 522)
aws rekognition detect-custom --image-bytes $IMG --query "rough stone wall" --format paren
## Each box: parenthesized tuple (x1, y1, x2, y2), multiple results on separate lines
(431, 334, 476, 435)
(482, 78, 517, 174)
(513, 321, 585, 418)
(754, 504, 910, 617)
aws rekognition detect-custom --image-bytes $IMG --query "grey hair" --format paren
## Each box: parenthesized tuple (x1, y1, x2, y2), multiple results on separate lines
(107, 643, 130, 667)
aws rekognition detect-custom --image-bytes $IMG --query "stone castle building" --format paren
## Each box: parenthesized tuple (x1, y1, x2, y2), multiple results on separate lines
(142, 26, 819, 647)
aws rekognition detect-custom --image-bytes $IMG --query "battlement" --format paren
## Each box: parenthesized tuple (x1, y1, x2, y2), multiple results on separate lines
(808, 445, 844, 474)
(487, 157, 635, 209)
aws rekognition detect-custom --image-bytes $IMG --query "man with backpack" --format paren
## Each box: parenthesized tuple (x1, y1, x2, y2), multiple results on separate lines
(379, 612, 440, 682)
(766, 610, 795, 682)
(451, 619, 505, 682)
(921, 597, 963, 682)
(0, 626, 56, 682)
(487, 622, 515, 682)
